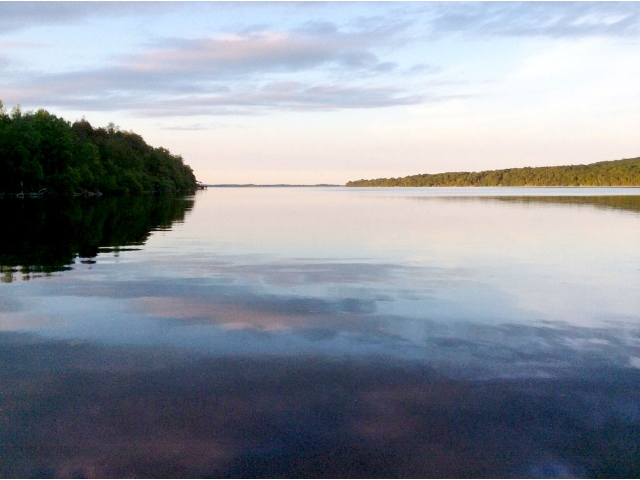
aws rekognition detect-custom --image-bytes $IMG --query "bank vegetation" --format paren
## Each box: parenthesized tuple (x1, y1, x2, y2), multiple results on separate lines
(346, 157, 640, 187)
(0, 101, 197, 197)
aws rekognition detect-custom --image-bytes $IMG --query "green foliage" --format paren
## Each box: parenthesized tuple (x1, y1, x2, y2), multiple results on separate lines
(0, 102, 197, 196)
(346, 157, 640, 187)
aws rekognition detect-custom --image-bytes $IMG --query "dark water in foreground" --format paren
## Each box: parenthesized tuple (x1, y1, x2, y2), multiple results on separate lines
(1, 187, 639, 478)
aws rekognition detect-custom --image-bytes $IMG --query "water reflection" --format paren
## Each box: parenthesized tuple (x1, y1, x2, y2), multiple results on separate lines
(429, 194, 640, 213)
(1, 188, 639, 477)
(2, 334, 639, 478)
(0, 196, 194, 281)
(496, 194, 640, 212)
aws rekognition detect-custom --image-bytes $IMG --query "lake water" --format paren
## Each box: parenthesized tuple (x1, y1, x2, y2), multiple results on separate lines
(1, 187, 639, 478)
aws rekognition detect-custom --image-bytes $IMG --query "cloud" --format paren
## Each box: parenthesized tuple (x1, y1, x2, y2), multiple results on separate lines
(9, 3, 634, 118)
(0, 24, 428, 115)
(0, 2, 176, 33)
(128, 24, 410, 79)
(1, 79, 425, 116)
(404, 63, 441, 75)
(138, 84, 424, 116)
(134, 31, 341, 76)
(0, 40, 42, 71)
(0, 40, 43, 49)
(427, 2, 640, 39)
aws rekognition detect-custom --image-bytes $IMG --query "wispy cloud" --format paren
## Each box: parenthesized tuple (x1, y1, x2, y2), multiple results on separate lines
(136, 84, 425, 117)
(0, 2, 176, 32)
(127, 22, 412, 78)
(427, 2, 640, 39)
(3, 2, 636, 118)
(0, 39, 42, 71)
(2, 77, 426, 116)
(1, 24, 431, 115)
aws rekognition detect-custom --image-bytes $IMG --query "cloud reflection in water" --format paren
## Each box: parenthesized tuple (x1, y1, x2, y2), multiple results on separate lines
(2, 336, 639, 478)
(1, 187, 640, 477)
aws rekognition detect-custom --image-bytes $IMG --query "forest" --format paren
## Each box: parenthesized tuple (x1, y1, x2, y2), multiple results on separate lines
(346, 157, 640, 187)
(0, 100, 197, 196)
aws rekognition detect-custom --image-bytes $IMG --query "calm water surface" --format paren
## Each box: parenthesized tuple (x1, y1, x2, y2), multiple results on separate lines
(1, 187, 639, 477)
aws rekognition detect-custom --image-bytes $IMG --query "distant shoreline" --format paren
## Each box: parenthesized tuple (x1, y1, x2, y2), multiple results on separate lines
(346, 157, 640, 188)
(345, 185, 640, 189)
(201, 184, 640, 189)
(205, 184, 341, 188)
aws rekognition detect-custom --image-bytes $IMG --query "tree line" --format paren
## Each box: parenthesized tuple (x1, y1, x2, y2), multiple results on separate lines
(0, 100, 197, 196)
(346, 157, 640, 187)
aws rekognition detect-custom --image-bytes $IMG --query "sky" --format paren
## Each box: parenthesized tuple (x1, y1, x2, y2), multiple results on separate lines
(1, 1, 640, 184)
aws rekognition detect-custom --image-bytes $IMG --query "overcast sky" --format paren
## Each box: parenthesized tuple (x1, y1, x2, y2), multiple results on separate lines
(1, 1, 639, 184)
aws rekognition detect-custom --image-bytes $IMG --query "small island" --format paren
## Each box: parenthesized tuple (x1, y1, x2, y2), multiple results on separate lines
(346, 157, 640, 187)
(0, 101, 197, 197)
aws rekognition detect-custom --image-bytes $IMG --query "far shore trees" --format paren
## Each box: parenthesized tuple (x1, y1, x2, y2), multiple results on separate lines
(346, 157, 640, 187)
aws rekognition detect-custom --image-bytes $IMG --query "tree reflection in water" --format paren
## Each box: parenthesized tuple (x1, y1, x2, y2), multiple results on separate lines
(0, 196, 194, 282)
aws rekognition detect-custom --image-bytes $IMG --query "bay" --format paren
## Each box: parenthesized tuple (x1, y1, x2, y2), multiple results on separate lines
(1, 187, 639, 478)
